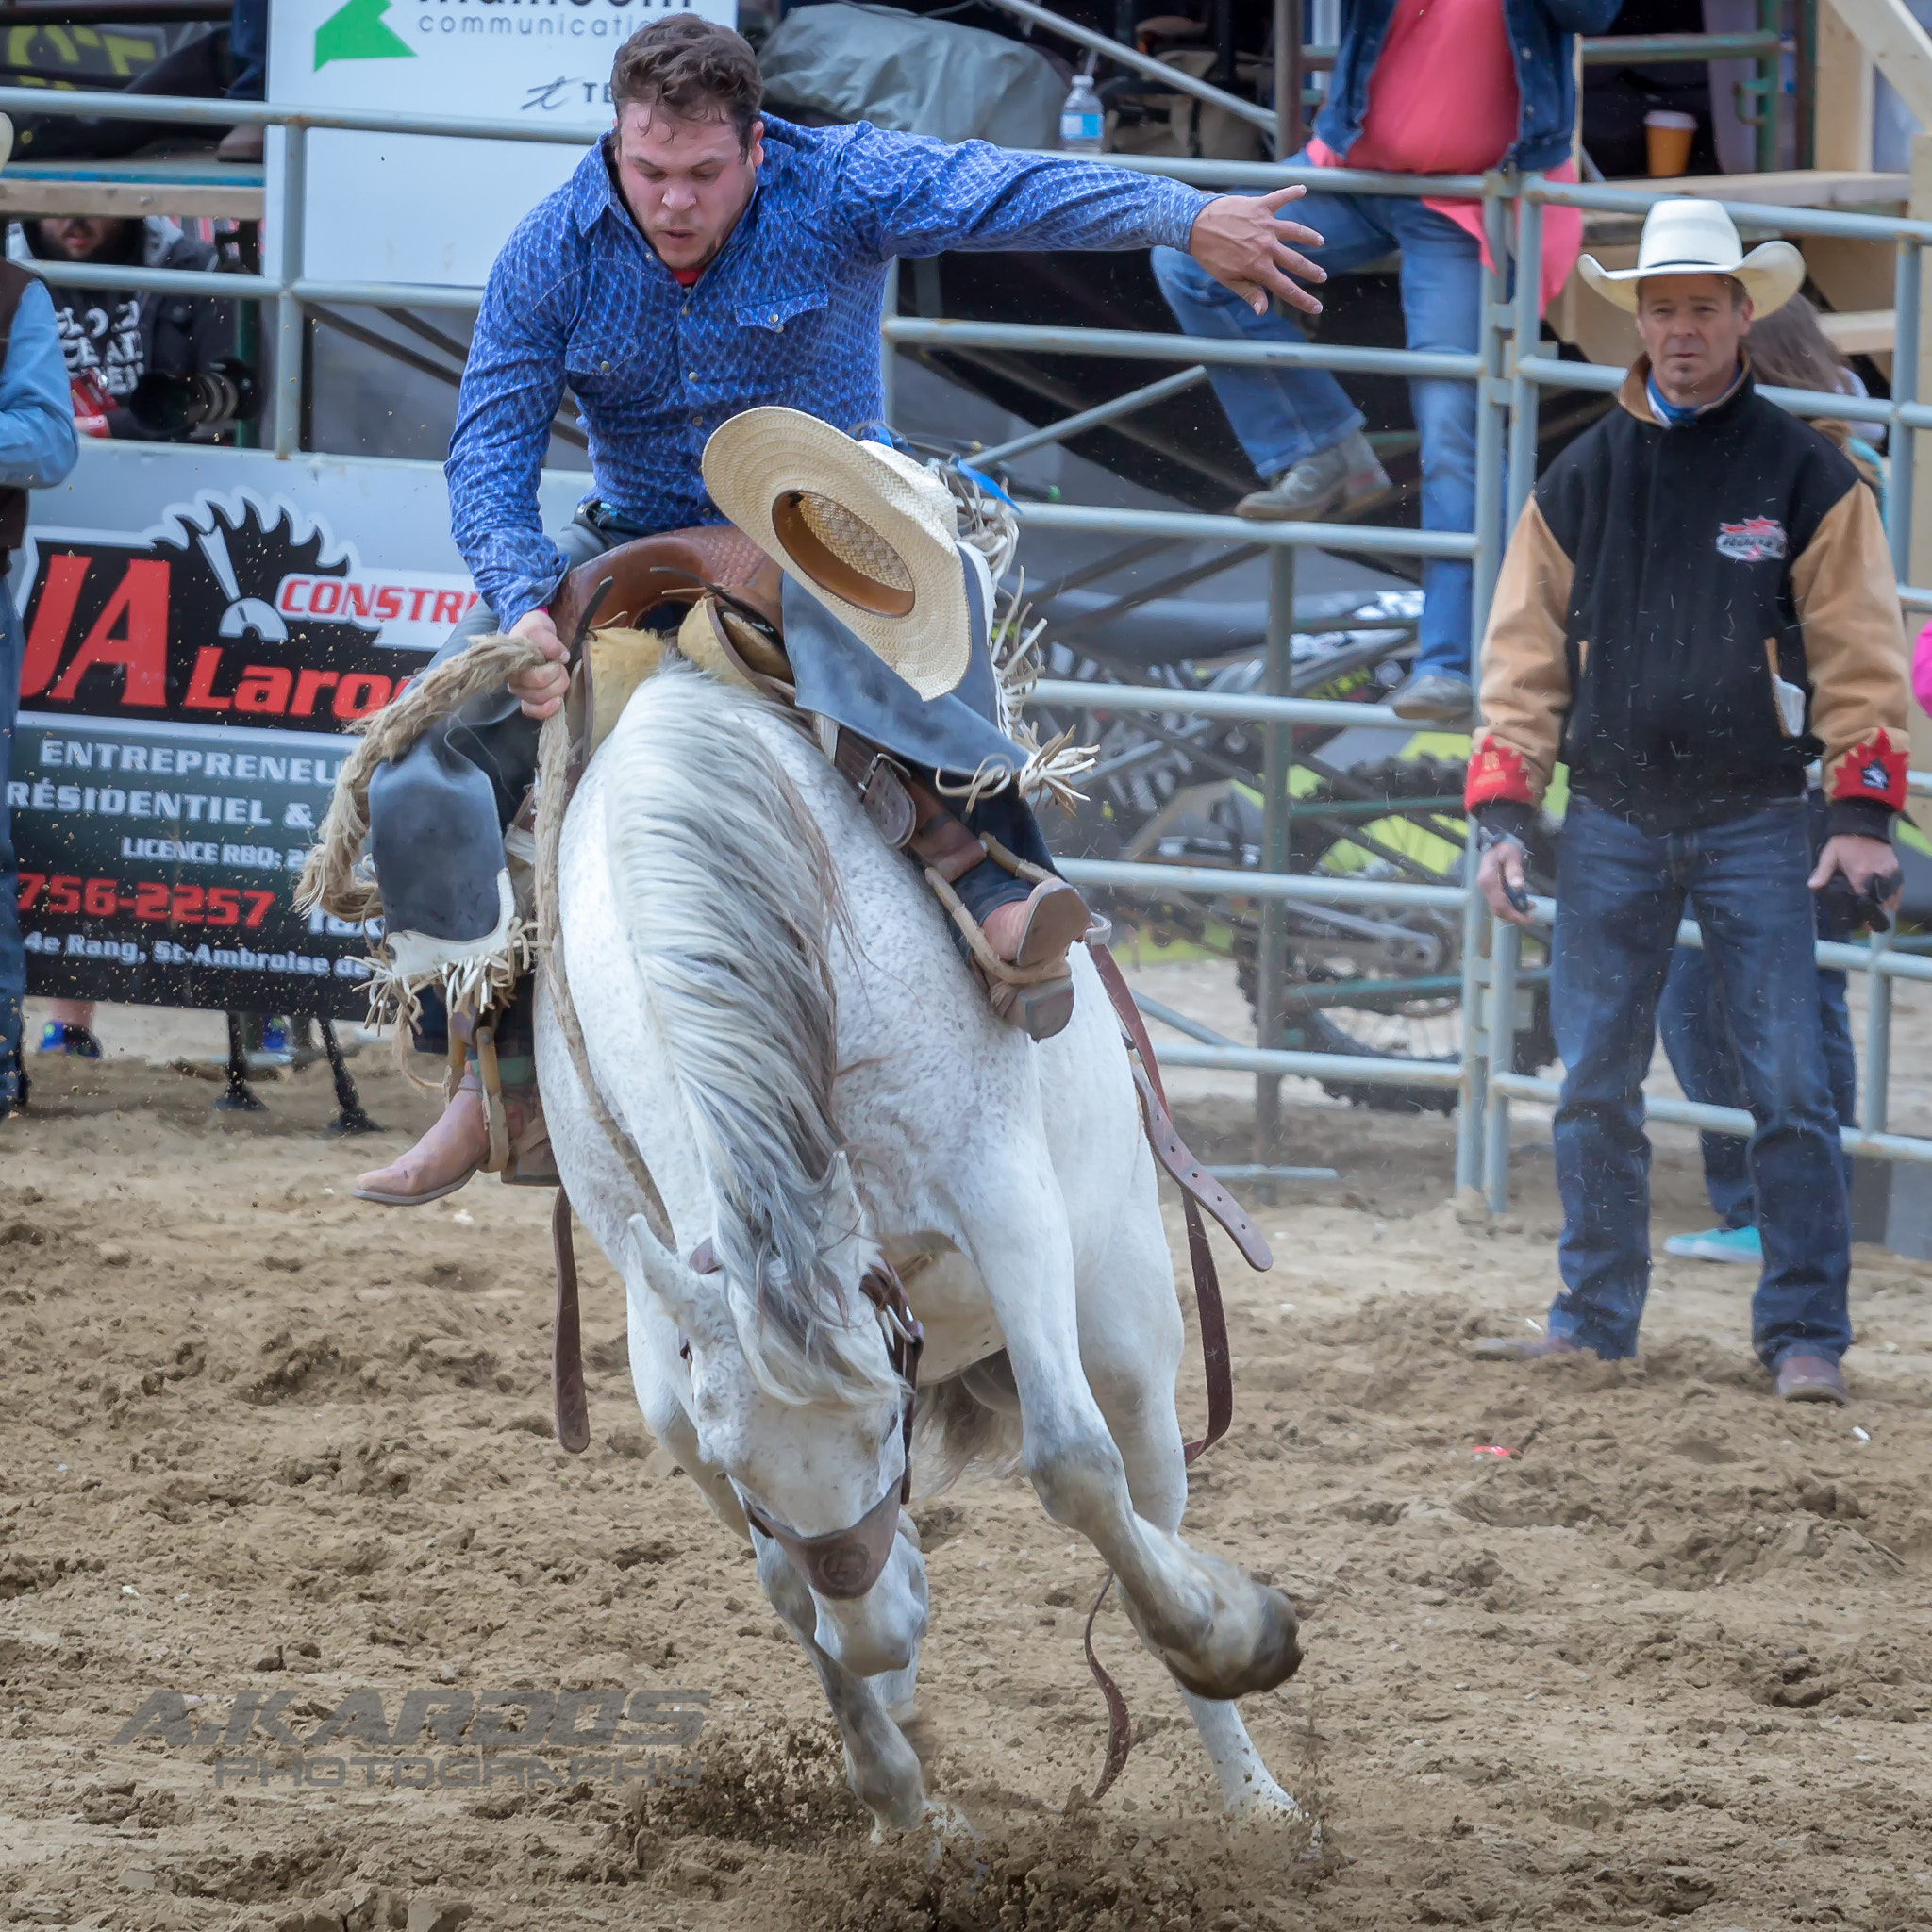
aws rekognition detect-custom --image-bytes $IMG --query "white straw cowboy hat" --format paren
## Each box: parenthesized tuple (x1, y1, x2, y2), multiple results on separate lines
(703, 408, 970, 701)
(1577, 197, 1805, 316)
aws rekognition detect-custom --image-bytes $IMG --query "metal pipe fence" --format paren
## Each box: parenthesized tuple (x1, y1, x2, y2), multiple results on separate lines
(6, 87, 1929, 1209)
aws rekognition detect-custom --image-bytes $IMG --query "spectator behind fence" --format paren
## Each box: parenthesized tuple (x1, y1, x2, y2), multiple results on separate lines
(0, 126, 85, 1117)
(1657, 296, 1880, 1270)
(1148, 0, 1622, 726)
(1465, 199, 1907, 1407)
(9, 216, 242, 441)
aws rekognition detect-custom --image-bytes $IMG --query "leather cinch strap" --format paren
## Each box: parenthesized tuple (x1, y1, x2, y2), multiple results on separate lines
(1088, 941, 1271, 1462)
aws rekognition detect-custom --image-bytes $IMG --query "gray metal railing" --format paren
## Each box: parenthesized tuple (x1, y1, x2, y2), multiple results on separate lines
(6, 86, 1928, 1206)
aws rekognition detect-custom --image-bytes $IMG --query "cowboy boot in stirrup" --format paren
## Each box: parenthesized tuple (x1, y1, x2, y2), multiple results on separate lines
(352, 1065, 556, 1207)
(905, 786, 1090, 1041)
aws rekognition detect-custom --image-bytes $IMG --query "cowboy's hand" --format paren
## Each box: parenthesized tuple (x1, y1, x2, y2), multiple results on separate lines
(1809, 833, 1902, 907)
(1478, 834, 1536, 928)
(1188, 187, 1327, 318)
(508, 608, 570, 721)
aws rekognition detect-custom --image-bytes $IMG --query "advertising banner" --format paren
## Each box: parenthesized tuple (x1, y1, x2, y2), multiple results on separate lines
(266, 0, 738, 289)
(9, 441, 587, 1014)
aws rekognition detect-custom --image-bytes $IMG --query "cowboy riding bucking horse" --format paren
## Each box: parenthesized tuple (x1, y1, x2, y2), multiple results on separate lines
(345, 13, 1328, 1207)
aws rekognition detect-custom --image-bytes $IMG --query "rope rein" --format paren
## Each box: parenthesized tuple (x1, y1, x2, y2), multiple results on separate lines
(296, 636, 676, 1247)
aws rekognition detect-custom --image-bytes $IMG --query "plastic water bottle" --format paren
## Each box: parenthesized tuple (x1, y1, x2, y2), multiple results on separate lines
(1060, 58, 1103, 153)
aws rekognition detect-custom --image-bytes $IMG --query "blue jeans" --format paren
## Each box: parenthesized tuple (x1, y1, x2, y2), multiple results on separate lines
(1149, 168, 1488, 679)
(1657, 947, 1857, 1231)
(1548, 798, 1851, 1371)
(228, 0, 266, 99)
(0, 591, 25, 1108)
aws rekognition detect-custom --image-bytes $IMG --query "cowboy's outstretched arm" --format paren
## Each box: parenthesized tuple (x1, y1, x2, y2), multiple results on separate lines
(836, 127, 1324, 316)
(445, 217, 572, 641)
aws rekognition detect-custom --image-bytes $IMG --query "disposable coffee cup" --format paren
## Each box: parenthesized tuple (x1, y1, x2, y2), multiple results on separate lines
(1644, 109, 1697, 178)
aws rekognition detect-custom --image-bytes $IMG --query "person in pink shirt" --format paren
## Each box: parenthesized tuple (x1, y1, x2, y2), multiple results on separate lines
(1152, 0, 1622, 723)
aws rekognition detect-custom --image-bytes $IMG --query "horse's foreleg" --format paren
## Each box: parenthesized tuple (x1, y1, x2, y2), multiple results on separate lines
(1079, 1201, 1302, 1818)
(980, 1179, 1299, 1704)
(755, 1526, 934, 1837)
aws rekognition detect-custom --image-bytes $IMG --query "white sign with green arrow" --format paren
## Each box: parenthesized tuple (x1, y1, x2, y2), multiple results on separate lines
(265, 0, 736, 288)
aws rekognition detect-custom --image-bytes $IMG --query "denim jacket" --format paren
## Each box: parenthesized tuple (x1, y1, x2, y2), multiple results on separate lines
(1312, 0, 1624, 175)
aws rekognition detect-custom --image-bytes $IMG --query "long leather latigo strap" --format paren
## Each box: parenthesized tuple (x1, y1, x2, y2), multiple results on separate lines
(552, 1191, 591, 1455)
(1079, 941, 1274, 1804)
(1088, 941, 1271, 1462)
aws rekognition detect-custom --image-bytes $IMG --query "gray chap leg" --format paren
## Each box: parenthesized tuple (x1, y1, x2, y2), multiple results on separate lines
(367, 517, 614, 952)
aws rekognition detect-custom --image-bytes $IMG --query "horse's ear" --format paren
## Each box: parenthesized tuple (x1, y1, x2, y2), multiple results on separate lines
(626, 1214, 733, 1348)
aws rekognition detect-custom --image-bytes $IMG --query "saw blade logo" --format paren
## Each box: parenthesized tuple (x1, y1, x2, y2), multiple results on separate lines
(314, 0, 414, 70)
(16, 491, 423, 730)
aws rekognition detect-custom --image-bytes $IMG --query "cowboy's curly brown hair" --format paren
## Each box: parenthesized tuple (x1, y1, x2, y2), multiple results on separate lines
(610, 16, 764, 151)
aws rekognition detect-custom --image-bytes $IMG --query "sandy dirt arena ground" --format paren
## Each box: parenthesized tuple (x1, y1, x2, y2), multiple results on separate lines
(2, 974, 1930, 1932)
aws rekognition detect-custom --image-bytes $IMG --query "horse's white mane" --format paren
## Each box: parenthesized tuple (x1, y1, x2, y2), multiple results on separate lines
(600, 662, 899, 1411)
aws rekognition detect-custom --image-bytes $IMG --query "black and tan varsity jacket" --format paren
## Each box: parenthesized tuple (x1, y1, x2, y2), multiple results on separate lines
(1466, 358, 1909, 841)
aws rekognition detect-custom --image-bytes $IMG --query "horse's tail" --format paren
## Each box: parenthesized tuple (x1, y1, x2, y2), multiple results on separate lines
(599, 662, 879, 1398)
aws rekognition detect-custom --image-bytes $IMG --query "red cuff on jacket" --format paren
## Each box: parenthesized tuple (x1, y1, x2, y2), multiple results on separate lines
(1465, 738, 1533, 812)
(1829, 729, 1907, 813)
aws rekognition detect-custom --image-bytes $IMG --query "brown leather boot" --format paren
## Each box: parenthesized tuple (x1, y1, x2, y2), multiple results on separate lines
(983, 878, 1091, 969)
(353, 1070, 552, 1206)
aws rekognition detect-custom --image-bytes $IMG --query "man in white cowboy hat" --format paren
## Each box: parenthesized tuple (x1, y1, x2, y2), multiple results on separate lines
(0, 110, 84, 1123)
(353, 12, 1329, 1207)
(1461, 195, 1908, 1407)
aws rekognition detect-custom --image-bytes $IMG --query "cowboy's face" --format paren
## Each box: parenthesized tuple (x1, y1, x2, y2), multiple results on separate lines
(1638, 272, 1753, 408)
(612, 103, 764, 276)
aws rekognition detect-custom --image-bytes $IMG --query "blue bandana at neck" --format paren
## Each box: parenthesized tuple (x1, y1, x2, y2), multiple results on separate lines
(1647, 361, 1745, 428)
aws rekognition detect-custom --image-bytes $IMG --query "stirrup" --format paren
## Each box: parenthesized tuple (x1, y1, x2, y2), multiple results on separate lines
(922, 846, 1085, 1043)
(474, 1024, 559, 1186)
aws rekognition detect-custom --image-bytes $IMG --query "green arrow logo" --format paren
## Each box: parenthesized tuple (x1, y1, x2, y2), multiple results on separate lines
(314, 0, 413, 69)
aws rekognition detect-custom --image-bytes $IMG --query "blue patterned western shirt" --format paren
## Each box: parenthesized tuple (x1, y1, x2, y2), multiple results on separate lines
(446, 117, 1209, 628)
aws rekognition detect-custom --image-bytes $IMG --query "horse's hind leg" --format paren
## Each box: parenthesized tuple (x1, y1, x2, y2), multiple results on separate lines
(1079, 1191, 1301, 1821)
(755, 1524, 940, 1838)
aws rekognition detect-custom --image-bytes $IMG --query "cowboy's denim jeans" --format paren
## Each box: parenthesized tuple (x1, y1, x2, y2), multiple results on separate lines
(1149, 173, 1490, 680)
(1547, 797, 1851, 1370)
(0, 591, 25, 1107)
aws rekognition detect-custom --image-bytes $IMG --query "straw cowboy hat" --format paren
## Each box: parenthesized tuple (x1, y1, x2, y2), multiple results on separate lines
(703, 408, 971, 701)
(1577, 198, 1805, 316)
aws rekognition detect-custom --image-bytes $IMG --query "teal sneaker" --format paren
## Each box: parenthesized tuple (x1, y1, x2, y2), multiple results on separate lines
(37, 1021, 102, 1059)
(1663, 1224, 1762, 1266)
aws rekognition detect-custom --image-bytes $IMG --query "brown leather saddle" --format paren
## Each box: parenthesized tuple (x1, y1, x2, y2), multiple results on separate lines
(551, 525, 783, 646)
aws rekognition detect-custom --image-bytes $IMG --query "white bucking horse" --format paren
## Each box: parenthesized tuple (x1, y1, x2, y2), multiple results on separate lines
(537, 658, 1302, 1834)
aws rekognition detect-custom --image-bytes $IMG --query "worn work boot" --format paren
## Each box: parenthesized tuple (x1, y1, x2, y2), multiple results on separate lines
(1774, 1352, 1848, 1406)
(1236, 427, 1390, 523)
(1389, 671, 1477, 724)
(217, 124, 265, 163)
(352, 1070, 554, 1207)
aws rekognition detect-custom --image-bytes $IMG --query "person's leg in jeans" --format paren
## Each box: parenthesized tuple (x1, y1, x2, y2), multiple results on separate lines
(1804, 792, 1858, 1193)
(216, 0, 268, 161)
(1689, 801, 1851, 1374)
(1656, 941, 1757, 1233)
(1148, 174, 1398, 504)
(227, 0, 266, 98)
(1544, 802, 1688, 1357)
(1382, 200, 1487, 696)
(0, 594, 23, 1115)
